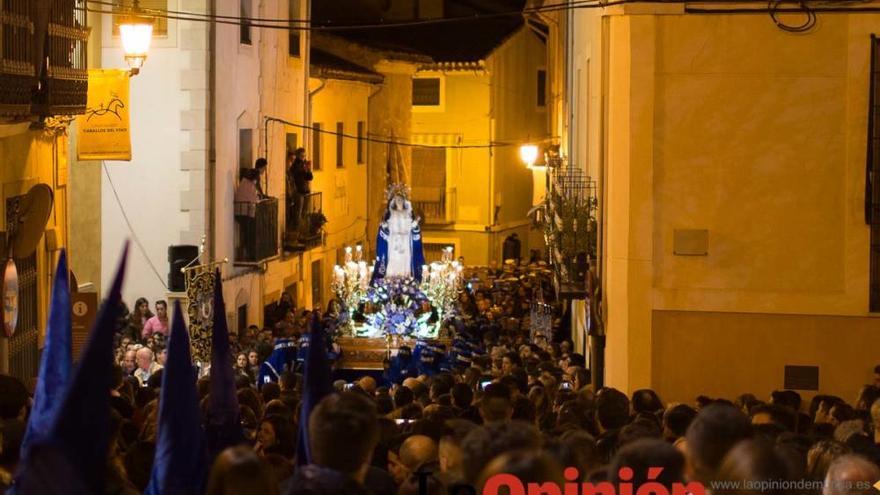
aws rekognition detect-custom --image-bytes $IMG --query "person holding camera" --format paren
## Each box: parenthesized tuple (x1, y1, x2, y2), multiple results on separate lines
(287, 148, 313, 246)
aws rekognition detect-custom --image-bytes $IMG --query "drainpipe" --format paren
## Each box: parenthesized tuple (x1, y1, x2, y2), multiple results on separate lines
(303, 0, 312, 148)
(307, 78, 327, 146)
(208, 0, 217, 263)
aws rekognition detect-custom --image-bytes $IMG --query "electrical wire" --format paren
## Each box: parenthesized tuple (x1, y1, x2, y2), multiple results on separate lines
(264, 116, 544, 149)
(89, 0, 613, 30)
(102, 162, 170, 290)
(767, 0, 817, 32)
(84, 0, 880, 40)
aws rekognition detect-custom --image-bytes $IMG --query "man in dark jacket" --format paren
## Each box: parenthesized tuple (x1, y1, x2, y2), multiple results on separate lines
(287, 148, 313, 243)
(283, 393, 379, 495)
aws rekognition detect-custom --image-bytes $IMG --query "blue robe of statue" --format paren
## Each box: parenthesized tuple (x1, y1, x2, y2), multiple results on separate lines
(371, 199, 425, 283)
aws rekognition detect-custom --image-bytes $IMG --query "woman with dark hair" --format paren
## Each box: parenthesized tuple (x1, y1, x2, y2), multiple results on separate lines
(235, 352, 254, 382)
(127, 297, 153, 342)
(326, 298, 342, 322)
(206, 446, 279, 495)
(255, 414, 296, 459)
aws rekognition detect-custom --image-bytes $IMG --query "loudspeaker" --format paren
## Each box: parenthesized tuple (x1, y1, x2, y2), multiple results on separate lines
(168, 245, 198, 292)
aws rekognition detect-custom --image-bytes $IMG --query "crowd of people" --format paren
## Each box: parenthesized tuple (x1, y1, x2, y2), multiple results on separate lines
(1, 261, 880, 495)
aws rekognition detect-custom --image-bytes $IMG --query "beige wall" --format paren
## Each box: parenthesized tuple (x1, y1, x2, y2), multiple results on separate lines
(309, 77, 372, 305)
(489, 28, 550, 229)
(68, 157, 101, 293)
(0, 129, 70, 346)
(602, 13, 656, 393)
(593, 9, 880, 400)
(69, 11, 103, 294)
(653, 310, 879, 405)
(411, 27, 548, 265)
(412, 71, 493, 228)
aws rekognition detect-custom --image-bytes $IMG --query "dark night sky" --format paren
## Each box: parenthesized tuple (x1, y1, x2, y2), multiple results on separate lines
(312, 0, 528, 25)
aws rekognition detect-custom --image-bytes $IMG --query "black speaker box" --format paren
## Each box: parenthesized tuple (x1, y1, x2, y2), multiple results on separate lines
(168, 245, 199, 292)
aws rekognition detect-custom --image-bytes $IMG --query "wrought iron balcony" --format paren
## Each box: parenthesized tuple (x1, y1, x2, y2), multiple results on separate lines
(32, 0, 89, 116)
(0, 0, 88, 119)
(0, 0, 37, 118)
(284, 191, 325, 251)
(413, 187, 456, 226)
(235, 197, 279, 263)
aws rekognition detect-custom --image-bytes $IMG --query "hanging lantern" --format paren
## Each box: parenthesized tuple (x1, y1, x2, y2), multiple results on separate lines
(119, 0, 154, 74)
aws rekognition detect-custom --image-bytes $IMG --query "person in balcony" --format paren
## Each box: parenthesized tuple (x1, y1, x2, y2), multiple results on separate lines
(235, 159, 267, 260)
(287, 148, 313, 246)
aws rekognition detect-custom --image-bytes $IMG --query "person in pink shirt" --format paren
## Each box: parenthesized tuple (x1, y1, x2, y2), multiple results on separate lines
(142, 300, 169, 339)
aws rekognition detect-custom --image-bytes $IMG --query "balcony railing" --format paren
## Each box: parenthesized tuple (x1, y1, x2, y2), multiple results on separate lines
(285, 192, 325, 251)
(0, 0, 36, 118)
(32, 0, 89, 116)
(0, 0, 88, 119)
(413, 187, 456, 225)
(235, 197, 279, 263)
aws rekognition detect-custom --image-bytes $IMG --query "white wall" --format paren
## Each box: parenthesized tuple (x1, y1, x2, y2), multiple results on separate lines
(215, 0, 308, 328)
(99, 8, 199, 307)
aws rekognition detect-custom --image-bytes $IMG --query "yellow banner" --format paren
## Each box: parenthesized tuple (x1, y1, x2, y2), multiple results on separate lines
(77, 69, 131, 161)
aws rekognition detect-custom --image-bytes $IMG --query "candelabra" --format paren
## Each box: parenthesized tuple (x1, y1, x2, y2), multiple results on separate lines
(530, 288, 553, 343)
(419, 247, 464, 333)
(331, 245, 370, 335)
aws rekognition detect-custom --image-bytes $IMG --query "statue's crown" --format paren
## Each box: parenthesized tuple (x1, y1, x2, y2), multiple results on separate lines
(385, 182, 410, 202)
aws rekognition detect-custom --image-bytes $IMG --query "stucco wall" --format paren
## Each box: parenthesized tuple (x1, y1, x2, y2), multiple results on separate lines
(412, 71, 493, 228)
(309, 78, 371, 305)
(595, 10, 880, 399)
(98, 3, 206, 306)
(410, 27, 548, 265)
(214, 0, 307, 328)
(488, 28, 549, 230)
(0, 129, 69, 345)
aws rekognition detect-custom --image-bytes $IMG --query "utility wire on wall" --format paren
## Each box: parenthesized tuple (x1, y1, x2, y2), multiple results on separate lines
(103, 162, 170, 290)
(264, 116, 542, 150)
(88, 0, 620, 30)
(88, 0, 880, 34)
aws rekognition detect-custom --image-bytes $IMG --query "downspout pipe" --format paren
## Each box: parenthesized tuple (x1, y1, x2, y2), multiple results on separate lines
(208, 0, 217, 262)
(303, 0, 312, 150)
(306, 78, 327, 152)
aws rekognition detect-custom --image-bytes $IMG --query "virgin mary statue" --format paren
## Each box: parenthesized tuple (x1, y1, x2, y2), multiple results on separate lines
(372, 184, 425, 282)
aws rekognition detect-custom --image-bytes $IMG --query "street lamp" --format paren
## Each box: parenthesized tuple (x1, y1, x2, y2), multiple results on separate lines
(119, 0, 153, 75)
(519, 144, 540, 169)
